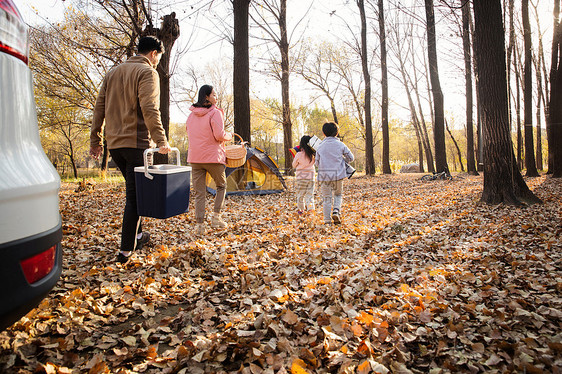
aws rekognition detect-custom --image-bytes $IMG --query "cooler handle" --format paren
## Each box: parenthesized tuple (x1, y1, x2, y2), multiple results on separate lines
(142, 147, 181, 180)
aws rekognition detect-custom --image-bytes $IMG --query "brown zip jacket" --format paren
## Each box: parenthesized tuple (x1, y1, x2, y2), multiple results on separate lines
(91, 55, 167, 150)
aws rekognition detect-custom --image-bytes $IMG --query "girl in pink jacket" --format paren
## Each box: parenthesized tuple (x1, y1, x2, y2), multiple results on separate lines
(186, 85, 233, 235)
(292, 135, 316, 214)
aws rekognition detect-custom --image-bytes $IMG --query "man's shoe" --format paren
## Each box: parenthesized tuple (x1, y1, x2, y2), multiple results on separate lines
(135, 232, 150, 251)
(117, 252, 132, 265)
(332, 210, 341, 225)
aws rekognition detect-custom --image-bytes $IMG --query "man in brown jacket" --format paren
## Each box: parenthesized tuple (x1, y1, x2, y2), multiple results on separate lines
(90, 36, 171, 264)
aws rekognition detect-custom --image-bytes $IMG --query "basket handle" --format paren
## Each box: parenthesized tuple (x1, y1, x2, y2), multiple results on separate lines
(228, 133, 246, 146)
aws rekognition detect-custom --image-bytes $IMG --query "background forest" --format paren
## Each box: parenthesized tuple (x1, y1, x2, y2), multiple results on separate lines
(24, 0, 553, 178)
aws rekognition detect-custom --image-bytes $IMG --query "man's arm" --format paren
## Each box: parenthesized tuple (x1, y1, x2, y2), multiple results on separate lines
(138, 69, 169, 153)
(90, 79, 107, 159)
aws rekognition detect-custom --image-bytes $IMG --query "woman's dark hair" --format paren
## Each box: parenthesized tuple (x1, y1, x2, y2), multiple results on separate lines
(322, 122, 338, 137)
(193, 85, 214, 108)
(137, 36, 165, 55)
(299, 135, 315, 161)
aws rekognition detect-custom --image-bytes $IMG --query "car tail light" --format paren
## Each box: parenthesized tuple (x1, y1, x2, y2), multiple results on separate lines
(20, 245, 56, 284)
(0, 0, 28, 64)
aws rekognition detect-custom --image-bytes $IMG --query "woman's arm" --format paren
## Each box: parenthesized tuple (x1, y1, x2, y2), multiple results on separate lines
(210, 109, 233, 142)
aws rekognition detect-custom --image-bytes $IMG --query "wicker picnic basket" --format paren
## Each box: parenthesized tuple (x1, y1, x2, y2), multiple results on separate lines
(225, 133, 247, 168)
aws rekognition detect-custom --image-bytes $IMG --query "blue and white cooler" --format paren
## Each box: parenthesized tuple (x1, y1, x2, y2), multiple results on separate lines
(134, 148, 191, 219)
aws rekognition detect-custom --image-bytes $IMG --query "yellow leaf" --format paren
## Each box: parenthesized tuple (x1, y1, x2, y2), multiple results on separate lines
(357, 360, 371, 374)
(43, 363, 58, 374)
(291, 358, 310, 374)
(351, 322, 363, 336)
(357, 311, 374, 325)
(357, 340, 374, 356)
(146, 345, 157, 359)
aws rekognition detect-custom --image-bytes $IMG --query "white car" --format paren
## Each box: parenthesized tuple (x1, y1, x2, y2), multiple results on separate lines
(0, 0, 62, 330)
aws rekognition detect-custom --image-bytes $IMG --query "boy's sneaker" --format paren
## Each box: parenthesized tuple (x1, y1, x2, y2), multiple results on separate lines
(211, 213, 227, 229)
(135, 232, 150, 251)
(332, 209, 341, 225)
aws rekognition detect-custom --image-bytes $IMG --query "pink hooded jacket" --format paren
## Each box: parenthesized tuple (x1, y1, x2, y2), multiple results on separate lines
(292, 150, 315, 180)
(186, 105, 233, 164)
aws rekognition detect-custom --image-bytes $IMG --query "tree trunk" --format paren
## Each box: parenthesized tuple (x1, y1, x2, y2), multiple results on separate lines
(155, 13, 180, 138)
(522, 0, 540, 176)
(535, 56, 544, 170)
(144, 12, 180, 164)
(329, 95, 339, 124)
(379, 0, 391, 174)
(71, 157, 78, 179)
(549, 0, 562, 177)
(424, 0, 448, 173)
(233, 0, 251, 144)
(413, 118, 425, 173)
(280, 0, 293, 174)
(358, 0, 375, 175)
(515, 48, 523, 170)
(461, 0, 477, 175)
(529, 0, 548, 172)
(471, 7, 484, 171)
(411, 56, 435, 172)
(446, 119, 464, 172)
(397, 50, 425, 173)
(507, 0, 516, 169)
(472, 0, 541, 204)
(547, 0, 561, 176)
(476, 98, 483, 170)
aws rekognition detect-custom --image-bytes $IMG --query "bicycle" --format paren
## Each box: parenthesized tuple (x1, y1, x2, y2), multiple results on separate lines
(421, 168, 453, 181)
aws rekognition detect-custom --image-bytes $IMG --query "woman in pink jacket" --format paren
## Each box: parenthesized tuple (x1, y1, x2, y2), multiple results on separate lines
(186, 85, 233, 235)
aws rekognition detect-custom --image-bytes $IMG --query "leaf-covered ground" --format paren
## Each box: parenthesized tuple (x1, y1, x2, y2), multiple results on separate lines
(1, 174, 561, 374)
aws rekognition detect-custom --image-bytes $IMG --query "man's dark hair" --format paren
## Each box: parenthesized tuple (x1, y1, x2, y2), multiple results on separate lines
(322, 122, 338, 137)
(137, 36, 165, 55)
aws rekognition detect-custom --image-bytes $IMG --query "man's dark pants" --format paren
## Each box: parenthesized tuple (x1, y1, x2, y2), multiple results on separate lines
(109, 148, 144, 252)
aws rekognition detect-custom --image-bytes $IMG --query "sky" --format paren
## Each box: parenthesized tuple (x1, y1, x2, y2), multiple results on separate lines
(18, 0, 362, 124)
(18, 0, 554, 129)
(18, 0, 340, 122)
(19, 0, 63, 24)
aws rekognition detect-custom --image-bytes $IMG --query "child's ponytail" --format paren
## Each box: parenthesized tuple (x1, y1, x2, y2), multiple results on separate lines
(299, 135, 315, 162)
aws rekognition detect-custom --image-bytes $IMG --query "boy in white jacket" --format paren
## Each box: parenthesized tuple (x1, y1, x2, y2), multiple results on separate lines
(315, 122, 354, 225)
